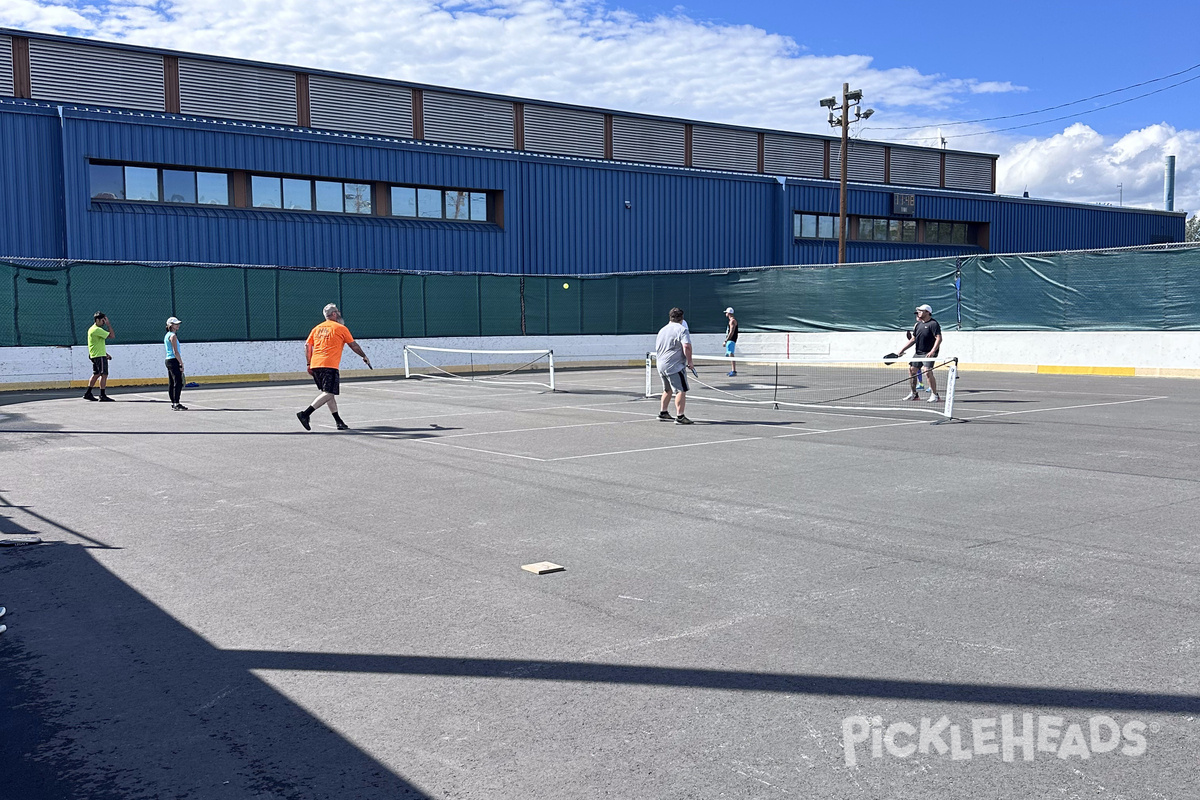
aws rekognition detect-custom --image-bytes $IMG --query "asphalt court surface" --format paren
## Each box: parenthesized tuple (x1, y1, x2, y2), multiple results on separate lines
(1, 365, 1197, 799)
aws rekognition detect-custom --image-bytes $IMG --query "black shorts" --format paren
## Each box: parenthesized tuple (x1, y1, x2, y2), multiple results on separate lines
(911, 353, 934, 372)
(91, 356, 109, 376)
(311, 367, 340, 395)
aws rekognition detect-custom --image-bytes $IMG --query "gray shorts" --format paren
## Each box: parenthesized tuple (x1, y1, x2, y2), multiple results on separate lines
(660, 370, 689, 394)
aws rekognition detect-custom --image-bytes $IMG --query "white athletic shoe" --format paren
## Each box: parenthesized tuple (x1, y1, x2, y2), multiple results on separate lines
(904, 392, 919, 401)
(928, 394, 941, 403)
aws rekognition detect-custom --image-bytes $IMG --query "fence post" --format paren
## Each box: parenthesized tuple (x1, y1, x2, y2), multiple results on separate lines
(64, 261, 75, 344)
(11, 266, 19, 347)
(243, 268, 251, 340)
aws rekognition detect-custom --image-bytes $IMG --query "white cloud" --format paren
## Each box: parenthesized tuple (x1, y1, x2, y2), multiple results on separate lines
(2, 0, 1195, 217)
(995, 123, 1199, 215)
(969, 81, 1026, 94)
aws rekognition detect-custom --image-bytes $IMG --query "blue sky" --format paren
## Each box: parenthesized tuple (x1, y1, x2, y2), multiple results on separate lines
(622, 0, 1200, 143)
(3, 0, 1197, 213)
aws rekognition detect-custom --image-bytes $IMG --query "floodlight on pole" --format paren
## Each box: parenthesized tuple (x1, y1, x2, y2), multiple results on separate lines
(821, 84, 872, 264)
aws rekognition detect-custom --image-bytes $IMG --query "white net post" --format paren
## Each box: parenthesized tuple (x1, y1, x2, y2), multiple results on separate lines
(943, 360, 958, 420)
(403, 345, 411, 378)
(549, 350, 555, 392)
(645, 353, 653, 398)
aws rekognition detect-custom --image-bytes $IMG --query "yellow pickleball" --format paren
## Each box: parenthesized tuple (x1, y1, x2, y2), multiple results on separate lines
(563, 282, 570, 289)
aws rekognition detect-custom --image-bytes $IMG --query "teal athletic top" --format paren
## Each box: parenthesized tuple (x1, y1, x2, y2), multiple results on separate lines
(164, 332, 178, 360)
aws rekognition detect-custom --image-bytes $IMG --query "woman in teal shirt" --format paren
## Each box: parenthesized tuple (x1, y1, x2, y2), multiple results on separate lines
(164, 317, 187, 411)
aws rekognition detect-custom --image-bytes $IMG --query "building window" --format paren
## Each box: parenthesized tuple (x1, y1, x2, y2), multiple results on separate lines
(925, 221, 972, 245)
(251, 176, 282, 209)
(124, 167, 160, 202)
(282, 178, 312, 211)
(855, 217, 918, 243)
(89, 161, 494, 223)
(392, 186, 490, 222)
(89, 164, 125, 200)
(90, 163, 230, 206)
(794, 213, 839, 239)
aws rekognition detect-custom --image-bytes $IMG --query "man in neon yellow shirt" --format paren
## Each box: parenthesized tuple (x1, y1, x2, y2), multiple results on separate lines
(84, 311, 116, 402)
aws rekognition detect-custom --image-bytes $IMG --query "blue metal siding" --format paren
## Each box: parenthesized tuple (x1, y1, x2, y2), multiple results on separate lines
(0, 104, 1185, 273)
(0, 105, 66, 257)
(59, 110, 520, 270)
(517, 160, 777, 274)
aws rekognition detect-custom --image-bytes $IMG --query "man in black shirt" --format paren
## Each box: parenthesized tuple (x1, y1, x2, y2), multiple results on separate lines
(897, 304, 943, 403)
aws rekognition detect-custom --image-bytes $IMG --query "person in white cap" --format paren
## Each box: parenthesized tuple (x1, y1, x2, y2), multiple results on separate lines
(164, 316, 187, 410)
(897, 304, 942, 402)
(723, 307, 738, 377)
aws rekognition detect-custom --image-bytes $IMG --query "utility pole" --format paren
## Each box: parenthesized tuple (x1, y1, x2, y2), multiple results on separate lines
(821, 86, 873, 264)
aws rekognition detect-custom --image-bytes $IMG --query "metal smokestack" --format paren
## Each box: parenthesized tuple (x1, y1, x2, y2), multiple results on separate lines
(1164, 155, 1176, 211)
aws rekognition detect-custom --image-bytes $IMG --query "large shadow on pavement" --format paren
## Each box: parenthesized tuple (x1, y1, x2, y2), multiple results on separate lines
(0, 541, 431, 800)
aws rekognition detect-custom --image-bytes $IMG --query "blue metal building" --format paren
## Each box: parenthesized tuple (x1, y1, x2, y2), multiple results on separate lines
(0, 29, 1185, 273)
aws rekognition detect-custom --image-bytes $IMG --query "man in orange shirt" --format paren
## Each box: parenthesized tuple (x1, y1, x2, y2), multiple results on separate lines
(297, 303, 372, 431)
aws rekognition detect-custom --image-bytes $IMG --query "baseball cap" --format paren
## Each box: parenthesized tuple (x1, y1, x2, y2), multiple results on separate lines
(166, 316, 182, 325)
(724, 307, 734, 314)
(915, 304, 933, 313)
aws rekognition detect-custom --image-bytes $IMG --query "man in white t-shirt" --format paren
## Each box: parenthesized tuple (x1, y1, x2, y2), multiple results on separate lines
(655, 307, 695, 425)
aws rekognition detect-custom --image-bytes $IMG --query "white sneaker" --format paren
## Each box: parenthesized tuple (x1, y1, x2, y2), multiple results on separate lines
(928, 394, 941, 403)
(904, 392, 918, 401)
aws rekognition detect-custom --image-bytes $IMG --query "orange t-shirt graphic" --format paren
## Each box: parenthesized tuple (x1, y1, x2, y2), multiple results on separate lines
(306, 320, 355, 369)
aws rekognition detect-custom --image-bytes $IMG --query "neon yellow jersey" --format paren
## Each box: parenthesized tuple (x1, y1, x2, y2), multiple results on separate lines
(87, 324, 110, 358)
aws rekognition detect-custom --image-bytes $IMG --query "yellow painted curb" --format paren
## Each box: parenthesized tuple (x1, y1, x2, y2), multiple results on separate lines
(1037, 365, 1137, 376)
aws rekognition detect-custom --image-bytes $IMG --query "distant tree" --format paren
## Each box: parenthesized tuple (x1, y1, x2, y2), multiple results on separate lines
(1188, 213, 1200, 242)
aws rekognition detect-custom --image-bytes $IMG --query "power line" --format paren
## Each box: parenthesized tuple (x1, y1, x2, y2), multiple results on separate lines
(886, 71, 1200, 142)
(868, 61, 1200, 132)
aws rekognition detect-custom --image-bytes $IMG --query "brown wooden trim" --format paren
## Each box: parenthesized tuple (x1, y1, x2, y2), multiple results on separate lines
(990, 157, 997, 193)
(375, 182, 391, 217)
(883, 146, 891, 184)
(513, 102, 524, 150)
(163, 56, 180, 114)
(412, 89, 424, 139)
(757, 132, 765, 173)
(492, 192, 504, 229)
(295, 73, 311, 127)
(231, 170, 249, 208)
(823, 140, 830, 180)
(939, 152, 946, 188)
(683, 124, 693, 167)
(11, 36, 31, 99)
(603, 114, 613, 160)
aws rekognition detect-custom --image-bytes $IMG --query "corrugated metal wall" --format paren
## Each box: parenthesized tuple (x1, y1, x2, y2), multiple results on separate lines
(944, 153, 992, 192)
(830, 142, 886, 183)
(423, 92, 513, 149)
(612, 117, 685, 166)
(309, 76, 412, 138)
(178, 59, 296, 125)
(523, 105, 604, 158)
(691, 126, 757, 172)
(29, 39, 164, 110)
(889, 148, 941, 187)
(0, 36, 13, 97)
(517, 160, 777, 273)
(56, 109, 519, 270)
(0, 104, 1184, 273)
(763, 134, 825, 178)
(0, 105, 66, 257)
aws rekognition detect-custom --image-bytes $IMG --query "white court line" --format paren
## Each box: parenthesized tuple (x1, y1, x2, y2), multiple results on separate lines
(420, 417, 653, 439)
(546, 436, 763, 462)
(962, 395, 1168, 420)
(319, 399, 645, 427)
(416, 439, 547, 462)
